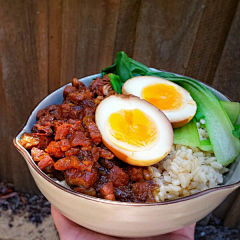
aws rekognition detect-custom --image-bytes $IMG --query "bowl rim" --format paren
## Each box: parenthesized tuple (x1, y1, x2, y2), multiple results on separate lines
(13, 71, 240, 206)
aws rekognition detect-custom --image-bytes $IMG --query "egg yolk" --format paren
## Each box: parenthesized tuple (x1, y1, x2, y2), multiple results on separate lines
(106, 109, 158, 149)
(141, 83, 184, 111)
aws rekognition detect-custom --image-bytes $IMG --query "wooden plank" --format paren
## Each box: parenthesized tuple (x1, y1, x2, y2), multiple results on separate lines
(213, 188, 240, 221)
(60, 0, 120, 86)
(35, 0, 49, 93)
(0, 44, 13, 184)
(112, 0, 141, 59)
(133, 0, 205, 74)
(48, 0, 63, 93)
(59, 0, 80, 85)
(224, 189, 240, 229)
(185, 0, 239, 85)
(212, 1, 240, 102)
(213, 3, 240, 226)
(0, 0, 48, 193)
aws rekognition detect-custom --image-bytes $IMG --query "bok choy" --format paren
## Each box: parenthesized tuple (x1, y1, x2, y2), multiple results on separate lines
(102, 51, 240, 166)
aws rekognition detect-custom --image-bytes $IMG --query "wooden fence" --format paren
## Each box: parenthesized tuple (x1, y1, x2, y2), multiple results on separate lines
(0, 0, 240, 228)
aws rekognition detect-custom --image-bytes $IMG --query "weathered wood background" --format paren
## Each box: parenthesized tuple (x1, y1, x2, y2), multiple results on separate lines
(0, 0, 240, 228)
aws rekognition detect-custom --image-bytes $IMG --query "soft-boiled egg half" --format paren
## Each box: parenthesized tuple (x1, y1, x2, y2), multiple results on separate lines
(95, 95, 173, 166)
(122, 76, 197, 128)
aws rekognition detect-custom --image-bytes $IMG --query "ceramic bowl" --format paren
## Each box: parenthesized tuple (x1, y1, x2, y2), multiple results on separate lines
(13, 72, 240, 238)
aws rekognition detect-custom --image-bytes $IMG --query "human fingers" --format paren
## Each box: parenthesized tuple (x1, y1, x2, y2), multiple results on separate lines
(51, 205, 81, 239)
(128, 223, 196, 240)
(51, 205, 117, 240)
(162, 223, 196, 240)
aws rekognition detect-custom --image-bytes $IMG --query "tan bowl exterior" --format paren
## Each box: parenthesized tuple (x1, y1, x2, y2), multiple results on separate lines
(14, 72, 240, 238)
(28, 159, 239, 237)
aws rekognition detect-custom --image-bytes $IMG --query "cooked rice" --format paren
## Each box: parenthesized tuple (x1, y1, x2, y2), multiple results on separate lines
(151, 120, 229, 202)
(52, 179, 71, 190)
(197, 118, 209, 140)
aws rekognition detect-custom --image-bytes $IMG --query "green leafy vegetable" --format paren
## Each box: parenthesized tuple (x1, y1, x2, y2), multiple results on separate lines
(102, 51, 240, 166)
(200, 139, 213, 151)
(195, 110, 205, 122)
(174, 118, 200, 148)
(116, 52, 134, 82)
(174, 101, 238, 151)
(220, 101, 240, 125)
(108, 73, 122, 94)
(196, 101, 240, 125)
(101, 62, 116, 76)
(233, 124, 240, 138)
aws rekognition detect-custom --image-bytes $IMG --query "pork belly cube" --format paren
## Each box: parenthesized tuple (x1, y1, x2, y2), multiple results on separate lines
(65, 168, 97, 189)
(108, 166, 129, 187)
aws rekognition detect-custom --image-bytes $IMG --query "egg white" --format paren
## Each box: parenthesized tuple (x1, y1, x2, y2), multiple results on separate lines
(122, 76, 197, 128)
(95, 95, 173, 166)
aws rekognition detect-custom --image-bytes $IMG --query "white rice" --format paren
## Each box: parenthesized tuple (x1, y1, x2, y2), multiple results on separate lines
(52, 179, 71, 190)
(197, 118, 209, 140)
(151, 120, 229, 202)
